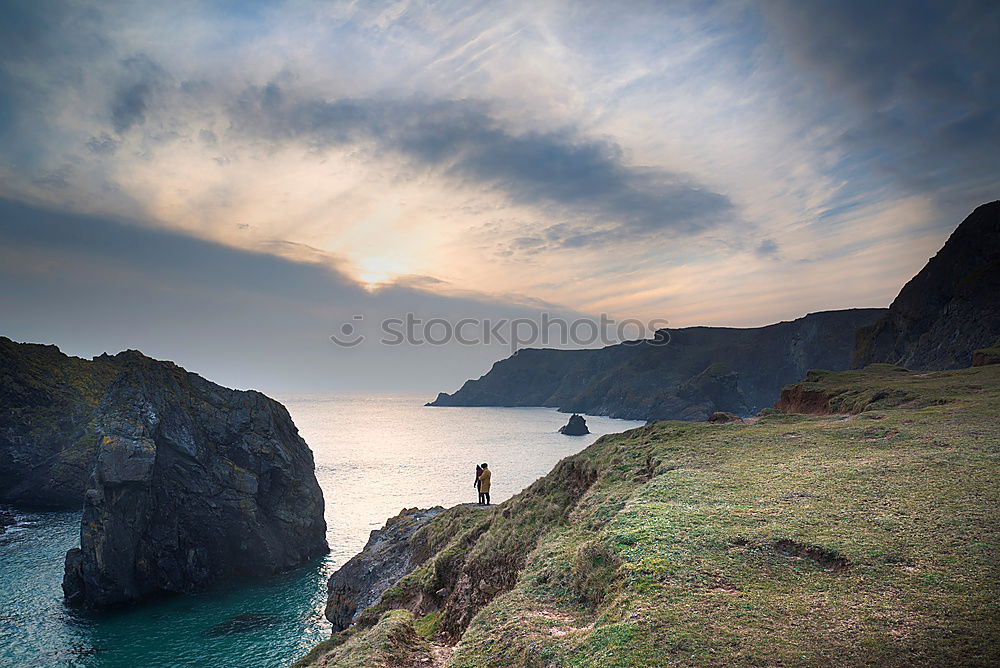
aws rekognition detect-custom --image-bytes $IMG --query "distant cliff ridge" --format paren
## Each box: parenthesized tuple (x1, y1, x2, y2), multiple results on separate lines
(429, 309, 887, 421)
(853, 201, 1000, 370)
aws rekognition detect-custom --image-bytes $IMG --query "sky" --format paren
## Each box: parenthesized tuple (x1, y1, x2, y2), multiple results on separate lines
(0, 0, 997, 393)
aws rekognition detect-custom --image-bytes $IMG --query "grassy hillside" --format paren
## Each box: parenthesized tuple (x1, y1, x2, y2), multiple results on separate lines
(299, 364, 1000, 667)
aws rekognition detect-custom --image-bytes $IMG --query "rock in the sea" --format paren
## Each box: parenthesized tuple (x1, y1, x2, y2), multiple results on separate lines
(854, 201, 1000, 370)
(326, 507, 444, 632)
(558, 414, 590, 435)
(61, 351, 328, 608)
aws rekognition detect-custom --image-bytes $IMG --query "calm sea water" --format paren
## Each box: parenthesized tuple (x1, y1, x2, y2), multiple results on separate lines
(0, 394, 642, 667)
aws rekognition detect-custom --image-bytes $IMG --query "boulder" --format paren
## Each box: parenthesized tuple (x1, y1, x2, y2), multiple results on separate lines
(61, 351, 328, 608)
(558, 414, 590, 435)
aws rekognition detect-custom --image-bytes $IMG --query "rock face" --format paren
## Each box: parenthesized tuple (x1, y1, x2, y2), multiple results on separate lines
(0, 337, 121, 508)
(853, 201, 1000, 370)
(326, 507, 444, 632)
(558, 414, 590, 435)
(429, 309, 886, 421)
(55, 351, 327, 608)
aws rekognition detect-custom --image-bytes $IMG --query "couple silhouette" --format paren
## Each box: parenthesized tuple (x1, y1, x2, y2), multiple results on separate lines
(474, 463, 491, 505)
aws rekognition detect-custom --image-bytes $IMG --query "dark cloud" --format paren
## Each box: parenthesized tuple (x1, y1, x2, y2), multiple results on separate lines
(31, 165, 73, 189)
(231, 84, 733, 244)
(763, 0, 1000, 198)
(111, 54, 168, 133)
(755, 238, 779, 258)
(86, 132, 120, 155)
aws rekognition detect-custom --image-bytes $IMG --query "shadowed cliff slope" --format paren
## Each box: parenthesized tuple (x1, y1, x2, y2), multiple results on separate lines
(853, 201, 1000, 370)
(430, 309, 886, 421)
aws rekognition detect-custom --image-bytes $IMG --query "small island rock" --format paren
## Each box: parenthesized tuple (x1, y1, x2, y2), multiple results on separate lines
(559, 414, 590, 435)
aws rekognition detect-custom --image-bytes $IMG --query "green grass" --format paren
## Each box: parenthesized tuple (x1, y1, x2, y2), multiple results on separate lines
(300, 364, 1000, 667)
(414, 611, 442, 639)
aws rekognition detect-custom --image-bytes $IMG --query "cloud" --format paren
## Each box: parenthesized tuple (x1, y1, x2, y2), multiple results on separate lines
(754, 238, 779, 259)
(86, 133, 121, 155)
(0, 0, 995, 341)
(111, 54, 168, 133)
(762, 0, 1000, 199)
(229, 84, 733, 244)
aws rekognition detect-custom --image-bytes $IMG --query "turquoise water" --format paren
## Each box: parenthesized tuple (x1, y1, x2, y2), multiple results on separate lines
(0, 395, 642, 667)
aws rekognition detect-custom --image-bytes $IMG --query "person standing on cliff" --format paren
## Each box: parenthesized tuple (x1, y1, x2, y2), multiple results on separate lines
(478, 463, 492, 506)
(474, 464, 483, 503)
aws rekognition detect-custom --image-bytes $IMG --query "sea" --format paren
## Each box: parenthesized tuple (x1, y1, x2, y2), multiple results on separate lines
(0, 394, 643, 667)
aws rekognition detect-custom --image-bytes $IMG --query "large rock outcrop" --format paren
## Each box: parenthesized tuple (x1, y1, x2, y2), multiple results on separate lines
(853, 201, 1000, 370)
(429, 309, 886, 421)
(61, 351, 328, 608)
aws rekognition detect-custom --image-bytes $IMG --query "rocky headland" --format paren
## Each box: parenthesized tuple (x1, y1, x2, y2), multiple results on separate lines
(60, 350, 328, 608)
(0, 338, 122, 508)
(326, 507, 445, 632)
